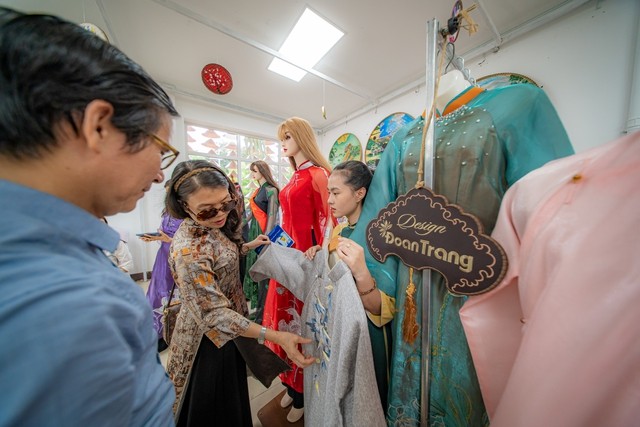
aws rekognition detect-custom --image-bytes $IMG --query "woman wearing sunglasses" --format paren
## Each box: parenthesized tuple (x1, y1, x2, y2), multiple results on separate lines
(164, 160, 315, 426)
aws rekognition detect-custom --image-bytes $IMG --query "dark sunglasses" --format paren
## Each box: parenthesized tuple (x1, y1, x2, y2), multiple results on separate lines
(188, 199, 237, 221)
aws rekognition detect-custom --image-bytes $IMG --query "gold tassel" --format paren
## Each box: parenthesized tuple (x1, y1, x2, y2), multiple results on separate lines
(402, 268, 419, 343)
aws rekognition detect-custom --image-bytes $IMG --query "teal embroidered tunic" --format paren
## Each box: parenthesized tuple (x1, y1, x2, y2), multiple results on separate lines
(350, 84, 574, 426)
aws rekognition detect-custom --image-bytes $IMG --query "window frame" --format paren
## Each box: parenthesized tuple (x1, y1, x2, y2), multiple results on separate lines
(184, 121, 292, 212)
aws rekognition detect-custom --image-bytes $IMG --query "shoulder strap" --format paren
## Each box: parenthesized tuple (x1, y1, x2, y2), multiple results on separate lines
(165, 282, 177, 307)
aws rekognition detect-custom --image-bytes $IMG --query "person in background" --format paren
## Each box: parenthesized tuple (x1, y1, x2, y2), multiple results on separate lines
(242, 160, 280, 324)
(262, 116, 334, 422)
(140, 182, 184, 352)
(164, 160, 314, 426)
(102, 217, 134, 274)
(110, 239, 134, 273)
(0, 6, 179, 426)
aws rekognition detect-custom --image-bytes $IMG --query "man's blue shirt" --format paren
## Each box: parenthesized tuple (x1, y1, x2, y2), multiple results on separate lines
(0, 180, 174, 426)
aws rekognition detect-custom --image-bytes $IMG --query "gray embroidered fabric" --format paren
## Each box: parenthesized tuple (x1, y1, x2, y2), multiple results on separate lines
(250, 244, 385, 427)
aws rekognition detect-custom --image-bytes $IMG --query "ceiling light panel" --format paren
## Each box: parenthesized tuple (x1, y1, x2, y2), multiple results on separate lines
(268, 8, 344, 81)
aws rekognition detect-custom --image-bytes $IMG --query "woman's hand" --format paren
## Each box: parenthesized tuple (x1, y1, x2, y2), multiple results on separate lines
(273, 331, 315, 368)
(139, 230, 171, 243)
(245, 324, 315, 368)
(335, 237, 369, 280)
(303, 245, 322, 260)
(157, 229, 171, 243)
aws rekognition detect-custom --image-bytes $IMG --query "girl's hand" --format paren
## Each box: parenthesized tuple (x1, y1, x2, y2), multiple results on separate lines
(336, 237, 381, 313)
(303, 245, 322, 260)
(335, 237, 369, 280)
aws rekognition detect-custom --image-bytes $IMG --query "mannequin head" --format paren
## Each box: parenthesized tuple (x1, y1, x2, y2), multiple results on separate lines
(435, 70, 470, 113)
(249, 160, 279, 191)
(277, 117, 332, 171)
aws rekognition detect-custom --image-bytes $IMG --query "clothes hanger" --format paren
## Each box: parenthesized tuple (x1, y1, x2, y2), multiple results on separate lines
(441, 0, 477, 85)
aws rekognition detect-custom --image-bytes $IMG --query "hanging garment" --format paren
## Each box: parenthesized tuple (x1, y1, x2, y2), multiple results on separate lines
(251, 244, 385, 427)
(460, 132, 640, 427)
(349, 83, 574, 426)
(262, 161, 332, 393)
(242, 182, 279, 322)
(146, 213, 183, 338)
(334, 222, 393, 414)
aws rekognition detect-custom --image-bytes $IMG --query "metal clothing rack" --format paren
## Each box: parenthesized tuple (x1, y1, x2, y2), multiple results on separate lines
(421, 17, 473, 426)
(420, 18, 438, 427)
(420, 10, 486, 422)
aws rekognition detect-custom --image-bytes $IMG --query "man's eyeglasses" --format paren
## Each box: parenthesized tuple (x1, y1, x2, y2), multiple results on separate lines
(187, 199, 237, 221)
(149, 133, 180, 170)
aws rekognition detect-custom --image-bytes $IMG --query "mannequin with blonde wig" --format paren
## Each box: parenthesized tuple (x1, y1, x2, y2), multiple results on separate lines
(262, 116, 335, 422)
(277, 117, 332, 172)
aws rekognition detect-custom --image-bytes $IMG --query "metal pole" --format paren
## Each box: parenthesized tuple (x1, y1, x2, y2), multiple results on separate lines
(421, 18, 438, 427)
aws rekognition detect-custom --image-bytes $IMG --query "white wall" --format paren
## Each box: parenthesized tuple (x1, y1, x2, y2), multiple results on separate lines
(112, 0, 639, 274)
(320, 0, 640, 155)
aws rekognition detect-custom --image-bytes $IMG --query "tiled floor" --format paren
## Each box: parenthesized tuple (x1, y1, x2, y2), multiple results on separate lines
(139, 280, 284, 426)
(247, 373, 287, 426)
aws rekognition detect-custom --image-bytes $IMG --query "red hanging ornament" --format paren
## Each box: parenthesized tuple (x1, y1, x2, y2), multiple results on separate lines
(201, 63, 233, 95)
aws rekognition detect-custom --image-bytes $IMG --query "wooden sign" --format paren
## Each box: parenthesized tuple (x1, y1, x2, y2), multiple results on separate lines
(366, 187, 507, 295)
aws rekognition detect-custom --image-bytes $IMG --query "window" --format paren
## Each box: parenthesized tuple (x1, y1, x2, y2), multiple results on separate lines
(185, 123, 292, 211)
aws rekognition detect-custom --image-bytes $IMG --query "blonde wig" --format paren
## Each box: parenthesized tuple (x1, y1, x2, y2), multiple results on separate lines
(277, 117, 332, 172)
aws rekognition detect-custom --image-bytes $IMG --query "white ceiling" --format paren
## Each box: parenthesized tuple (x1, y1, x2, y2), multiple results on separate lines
(4, 0, 577, 131)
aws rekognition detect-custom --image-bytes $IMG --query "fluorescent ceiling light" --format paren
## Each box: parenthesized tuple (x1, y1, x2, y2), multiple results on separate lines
(268, 8, 344, 82)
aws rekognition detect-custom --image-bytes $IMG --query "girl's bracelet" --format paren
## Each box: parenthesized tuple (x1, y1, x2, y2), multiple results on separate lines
(358, 278, 377, 296)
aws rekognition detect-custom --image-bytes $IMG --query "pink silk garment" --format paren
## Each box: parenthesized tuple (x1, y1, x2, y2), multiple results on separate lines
(460, 132, 640, 427)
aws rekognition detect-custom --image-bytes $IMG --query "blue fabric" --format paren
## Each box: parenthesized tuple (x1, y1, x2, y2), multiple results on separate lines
(351, 84, 574, 426)
(0, 180, 174, 427)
